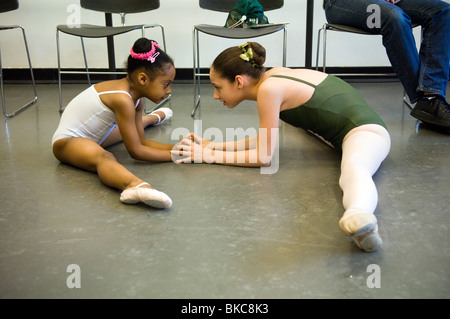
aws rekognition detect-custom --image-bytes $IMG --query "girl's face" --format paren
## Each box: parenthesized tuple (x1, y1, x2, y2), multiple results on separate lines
(209, 67, 242, 108)
(146, 64, 176, 104)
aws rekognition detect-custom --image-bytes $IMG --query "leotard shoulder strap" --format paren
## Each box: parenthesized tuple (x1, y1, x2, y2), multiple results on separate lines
(97, 90, 133, 99)
(96, 89, 139, 107)
(270, 75, 317, 89)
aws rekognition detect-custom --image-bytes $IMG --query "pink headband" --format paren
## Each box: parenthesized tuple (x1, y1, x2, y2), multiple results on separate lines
(130, 41, 160, 63)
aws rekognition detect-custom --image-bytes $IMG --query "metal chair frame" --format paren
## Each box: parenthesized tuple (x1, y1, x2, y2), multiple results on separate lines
(56, 1, 167, 113)
(192, 0, 288, 117)
(316, 23, 422, 109)
(1, 7, 37, 117)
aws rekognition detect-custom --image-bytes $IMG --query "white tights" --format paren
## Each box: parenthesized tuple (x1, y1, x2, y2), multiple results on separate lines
(338, 124, 391, 234)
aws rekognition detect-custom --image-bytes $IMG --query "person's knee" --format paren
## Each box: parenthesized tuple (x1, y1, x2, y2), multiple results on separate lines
(52, 142, 62, 160)
(52, 139, 70, 162)
(380, 6, 411, 33)
(98, 150, 116, 163)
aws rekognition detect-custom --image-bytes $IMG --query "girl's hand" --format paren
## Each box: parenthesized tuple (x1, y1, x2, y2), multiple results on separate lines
(171, 133, 214, 164)
(186, 133, 214, 149)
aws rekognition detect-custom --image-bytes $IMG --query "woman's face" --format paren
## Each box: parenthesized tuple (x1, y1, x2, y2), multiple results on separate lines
(209, 67, 241, 108)
(146, 64, 176, 104)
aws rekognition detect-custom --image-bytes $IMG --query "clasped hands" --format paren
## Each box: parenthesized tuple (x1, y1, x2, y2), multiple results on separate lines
(171, 133, 214, 164)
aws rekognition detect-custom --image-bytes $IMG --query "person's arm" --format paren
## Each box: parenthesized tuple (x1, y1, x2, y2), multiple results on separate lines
(114, 99, 173, 162)
(208, 132, 275, 167)
(184, 133, 257, 152)
(211, 135, 258, 151)
(134, 100, 174, 151)
(173, 82, 281, 167)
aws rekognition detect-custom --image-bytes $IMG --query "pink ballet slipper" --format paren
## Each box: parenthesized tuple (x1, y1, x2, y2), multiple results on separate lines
(120, 182, 172, 209)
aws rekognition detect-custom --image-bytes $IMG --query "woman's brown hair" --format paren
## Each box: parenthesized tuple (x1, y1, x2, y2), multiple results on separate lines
(211, 42, 266, 82)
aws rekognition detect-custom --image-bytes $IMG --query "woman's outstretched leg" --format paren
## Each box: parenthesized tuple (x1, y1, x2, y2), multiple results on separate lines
(53, 137, 172, 208)
(338, 125, 391, 251)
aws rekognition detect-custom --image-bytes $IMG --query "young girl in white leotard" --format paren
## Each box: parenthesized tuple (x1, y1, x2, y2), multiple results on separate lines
(52, 38, 175, 209)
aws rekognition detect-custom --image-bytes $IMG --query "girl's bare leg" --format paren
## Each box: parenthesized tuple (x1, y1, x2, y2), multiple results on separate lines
(53, 137, 172, 208)
(53, 137, 144, 190)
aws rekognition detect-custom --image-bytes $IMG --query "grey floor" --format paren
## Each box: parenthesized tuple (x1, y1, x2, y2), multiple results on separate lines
(0, 79, 449, 299)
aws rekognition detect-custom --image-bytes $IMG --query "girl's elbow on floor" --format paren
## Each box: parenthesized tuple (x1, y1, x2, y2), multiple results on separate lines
(127, 147, 145, 161)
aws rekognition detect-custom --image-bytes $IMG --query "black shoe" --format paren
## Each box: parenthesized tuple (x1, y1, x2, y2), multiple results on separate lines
(410, 95, 450, 129)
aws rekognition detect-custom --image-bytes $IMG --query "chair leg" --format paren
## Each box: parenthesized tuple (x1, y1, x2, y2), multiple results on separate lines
(403, 92, 415, 110)
(1, 26, 37, 118)
(80, 37, 91, 86)
(0, 50, 5, 117)
(57, 30, 64, 112)
(315, 25, 327, 72)
(143, 24, 171, 114)
(145, 94, 172, 114)
(57, 31, 90, 113)
(159, 25, 167, 52)
(403, 27, 422, 110)
(282, 26, 287, 67)
(315, 27, 322, 71)
(191, 27, 201, 117)
(143, 24, 167, 51)
(322, 26, 328, 73)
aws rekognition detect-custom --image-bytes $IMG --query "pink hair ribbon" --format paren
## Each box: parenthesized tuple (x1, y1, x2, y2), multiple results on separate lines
(130, 41, 160, 63)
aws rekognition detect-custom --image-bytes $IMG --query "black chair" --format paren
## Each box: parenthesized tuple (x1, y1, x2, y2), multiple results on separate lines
(56, 0, 167, 112)
(192, 0, 288, 117)
(315, 23, 422, 109)
(0, 0, 37, 118)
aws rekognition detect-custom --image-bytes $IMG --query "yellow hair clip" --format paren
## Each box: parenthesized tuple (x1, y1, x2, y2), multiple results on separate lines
(238, 43, 256, 67)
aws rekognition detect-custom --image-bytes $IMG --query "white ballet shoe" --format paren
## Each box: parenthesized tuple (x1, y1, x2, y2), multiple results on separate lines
(150, 107, 173, 126)
(339, 210, 382, 252)
(120, 182, 172, 209)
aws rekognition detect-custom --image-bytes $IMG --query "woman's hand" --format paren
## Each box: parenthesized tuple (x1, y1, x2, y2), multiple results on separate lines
(171, 133, 214, 164)
(187, 133, 214, 149)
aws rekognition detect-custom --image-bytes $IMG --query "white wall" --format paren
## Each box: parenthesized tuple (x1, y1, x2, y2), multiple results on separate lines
(0, 0, 430, 70)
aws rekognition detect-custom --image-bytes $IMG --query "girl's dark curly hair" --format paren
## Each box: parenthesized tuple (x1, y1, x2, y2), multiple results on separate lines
(126, 38, 174, 79)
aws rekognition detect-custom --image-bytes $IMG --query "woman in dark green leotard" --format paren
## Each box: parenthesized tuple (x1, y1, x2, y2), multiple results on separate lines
(173, 42, 391, 252)
(275, 74, 387, 151)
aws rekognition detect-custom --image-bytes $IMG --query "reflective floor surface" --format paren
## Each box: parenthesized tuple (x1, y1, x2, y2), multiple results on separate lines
(0, 80, 449, 298)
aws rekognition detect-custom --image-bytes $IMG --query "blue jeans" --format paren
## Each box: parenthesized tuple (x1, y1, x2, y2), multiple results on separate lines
(324, 0, 450, 103)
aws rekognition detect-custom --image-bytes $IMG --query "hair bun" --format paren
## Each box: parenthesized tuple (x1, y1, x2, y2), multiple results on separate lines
(248, 42, 266, 67)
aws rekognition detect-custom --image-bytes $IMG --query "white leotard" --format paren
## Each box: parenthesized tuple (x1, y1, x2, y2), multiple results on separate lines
(52, 85, 139, 145)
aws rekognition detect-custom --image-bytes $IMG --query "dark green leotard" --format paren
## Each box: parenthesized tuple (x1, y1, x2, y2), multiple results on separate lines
(276, 74, 387, 151)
